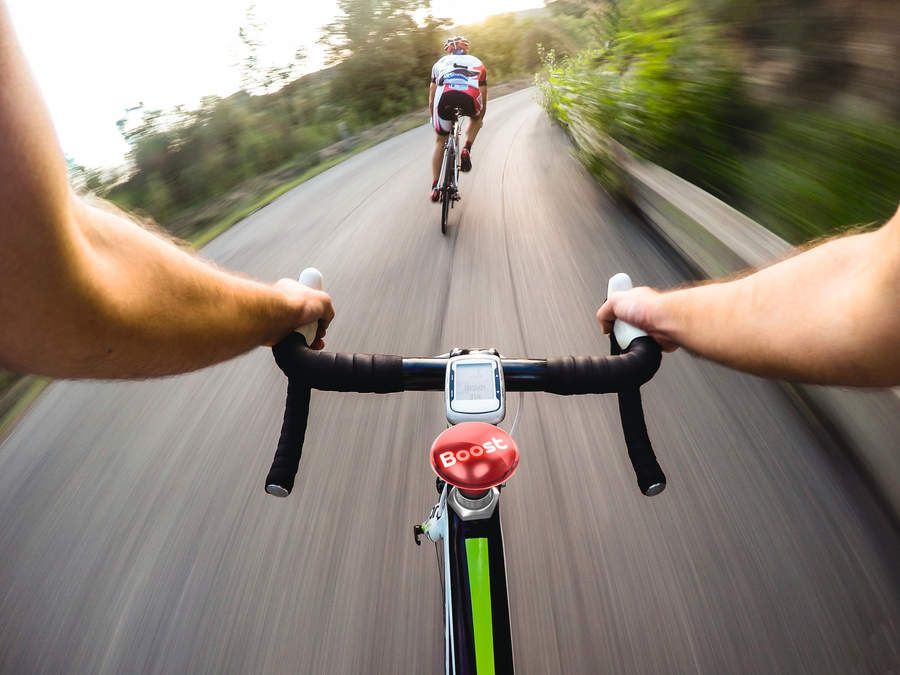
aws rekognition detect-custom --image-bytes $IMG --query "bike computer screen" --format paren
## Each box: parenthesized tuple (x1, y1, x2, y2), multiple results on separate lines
(445, 354, 505, 425)
(456, 362, 494, 400)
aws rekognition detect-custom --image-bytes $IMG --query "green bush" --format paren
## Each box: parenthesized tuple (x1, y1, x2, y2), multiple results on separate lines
(734, 111, 900, 242)
(543, 0, 757, 196)
(542, 0, 899, 242)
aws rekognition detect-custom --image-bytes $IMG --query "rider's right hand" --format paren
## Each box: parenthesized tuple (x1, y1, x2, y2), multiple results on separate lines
(596, 286, 679, 352)
(269, 279, 335, 349)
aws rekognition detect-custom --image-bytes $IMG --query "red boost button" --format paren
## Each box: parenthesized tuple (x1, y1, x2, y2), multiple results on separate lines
(430, 422, 519, 492)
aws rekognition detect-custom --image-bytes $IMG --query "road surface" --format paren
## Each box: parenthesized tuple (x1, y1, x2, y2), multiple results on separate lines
(1, 89, 897, 673)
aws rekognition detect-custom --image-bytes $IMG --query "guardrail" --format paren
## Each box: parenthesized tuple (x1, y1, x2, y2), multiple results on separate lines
(565, 118, 900, 521)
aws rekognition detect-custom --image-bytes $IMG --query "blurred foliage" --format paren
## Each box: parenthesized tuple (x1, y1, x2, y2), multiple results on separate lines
(541, 0, 900, 242)
(108, 86, 343, 222)
(457, 10, 588, 80)
(734, 111, 899, 241)
(81, 2, 589, 232)
(322, 1, 446, 123)
(543, 0, 758, 196)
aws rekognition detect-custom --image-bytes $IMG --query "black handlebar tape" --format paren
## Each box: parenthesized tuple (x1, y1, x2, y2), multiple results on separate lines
(266, 333, 404, 497)
(265, 375, 311, 497)
(610, 335, 666, 496)
(544, 337, 661, 394)
(265, 331, 664, 497)
(272, 332, 403, 392)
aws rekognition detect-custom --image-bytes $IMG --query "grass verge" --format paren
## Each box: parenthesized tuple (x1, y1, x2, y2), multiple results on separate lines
(0, 377, 51, 442)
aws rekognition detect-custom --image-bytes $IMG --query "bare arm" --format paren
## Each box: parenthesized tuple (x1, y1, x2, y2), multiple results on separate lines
(428, 82, 437, 116)
(0, 2, 332, 378)
(597, 208, 900, 386)
(479, 84, 488, 117)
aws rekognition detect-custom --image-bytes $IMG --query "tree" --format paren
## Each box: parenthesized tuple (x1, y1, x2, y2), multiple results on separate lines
(319, 0, 430, 63)
(320, 0, 446, 123)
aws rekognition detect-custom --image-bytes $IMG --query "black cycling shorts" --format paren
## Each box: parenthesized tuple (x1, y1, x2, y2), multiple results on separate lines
(434, 89, 479, 135)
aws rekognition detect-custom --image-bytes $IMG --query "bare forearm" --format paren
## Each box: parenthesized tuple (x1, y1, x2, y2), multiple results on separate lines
(2, 198, 307, 378)
(655, 225, 899, 384)
(76, 201, 303, 375)
(598, 209, 900, 385)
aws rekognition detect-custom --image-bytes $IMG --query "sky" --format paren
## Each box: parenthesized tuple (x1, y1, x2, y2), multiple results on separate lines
(7, 0, 545, 169)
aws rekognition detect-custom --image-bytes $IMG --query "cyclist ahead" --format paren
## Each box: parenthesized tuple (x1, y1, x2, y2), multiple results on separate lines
(429, 36, 487, 202)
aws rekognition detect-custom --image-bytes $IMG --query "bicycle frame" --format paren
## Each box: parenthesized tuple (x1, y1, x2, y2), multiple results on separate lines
(420, 483, 514, 674)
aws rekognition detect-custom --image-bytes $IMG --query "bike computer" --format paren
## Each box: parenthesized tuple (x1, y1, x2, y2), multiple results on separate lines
(445, 352, 505, 425)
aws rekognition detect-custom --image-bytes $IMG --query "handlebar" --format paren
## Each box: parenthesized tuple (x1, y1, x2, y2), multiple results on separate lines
(265, 333, 666, 498)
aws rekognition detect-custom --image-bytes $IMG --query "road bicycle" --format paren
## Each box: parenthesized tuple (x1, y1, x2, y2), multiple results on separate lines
(436, 110, 464, 235)
(265, 270, 666, 674)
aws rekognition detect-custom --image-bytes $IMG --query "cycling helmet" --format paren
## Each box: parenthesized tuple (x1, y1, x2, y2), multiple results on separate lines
(443, 36, 470, 54)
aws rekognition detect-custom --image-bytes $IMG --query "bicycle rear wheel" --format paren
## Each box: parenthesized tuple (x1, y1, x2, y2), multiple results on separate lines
(440, 146, 454, 235)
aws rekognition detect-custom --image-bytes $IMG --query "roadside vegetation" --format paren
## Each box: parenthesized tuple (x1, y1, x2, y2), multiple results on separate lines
(540, 0, 899, 243)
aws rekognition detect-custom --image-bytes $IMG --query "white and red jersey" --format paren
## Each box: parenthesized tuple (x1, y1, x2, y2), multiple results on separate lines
(431, 54, 487, 98)
(430, 54, 487, 133)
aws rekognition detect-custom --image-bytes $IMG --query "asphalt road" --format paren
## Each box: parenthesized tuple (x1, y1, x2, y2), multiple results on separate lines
(1, 89, 897, 674)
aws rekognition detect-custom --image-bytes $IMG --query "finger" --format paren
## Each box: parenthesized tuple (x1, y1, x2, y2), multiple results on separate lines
(596, 301, 615, 334)
(317, 292, 335, 327)
(657, 336, 679, 352)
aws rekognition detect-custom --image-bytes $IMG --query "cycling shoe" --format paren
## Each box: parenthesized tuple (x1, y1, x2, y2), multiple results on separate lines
(460, 148, 472, 172)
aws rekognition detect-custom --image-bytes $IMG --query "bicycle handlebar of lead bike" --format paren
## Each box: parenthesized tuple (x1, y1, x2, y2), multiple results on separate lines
(265, 332, 666, 498)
